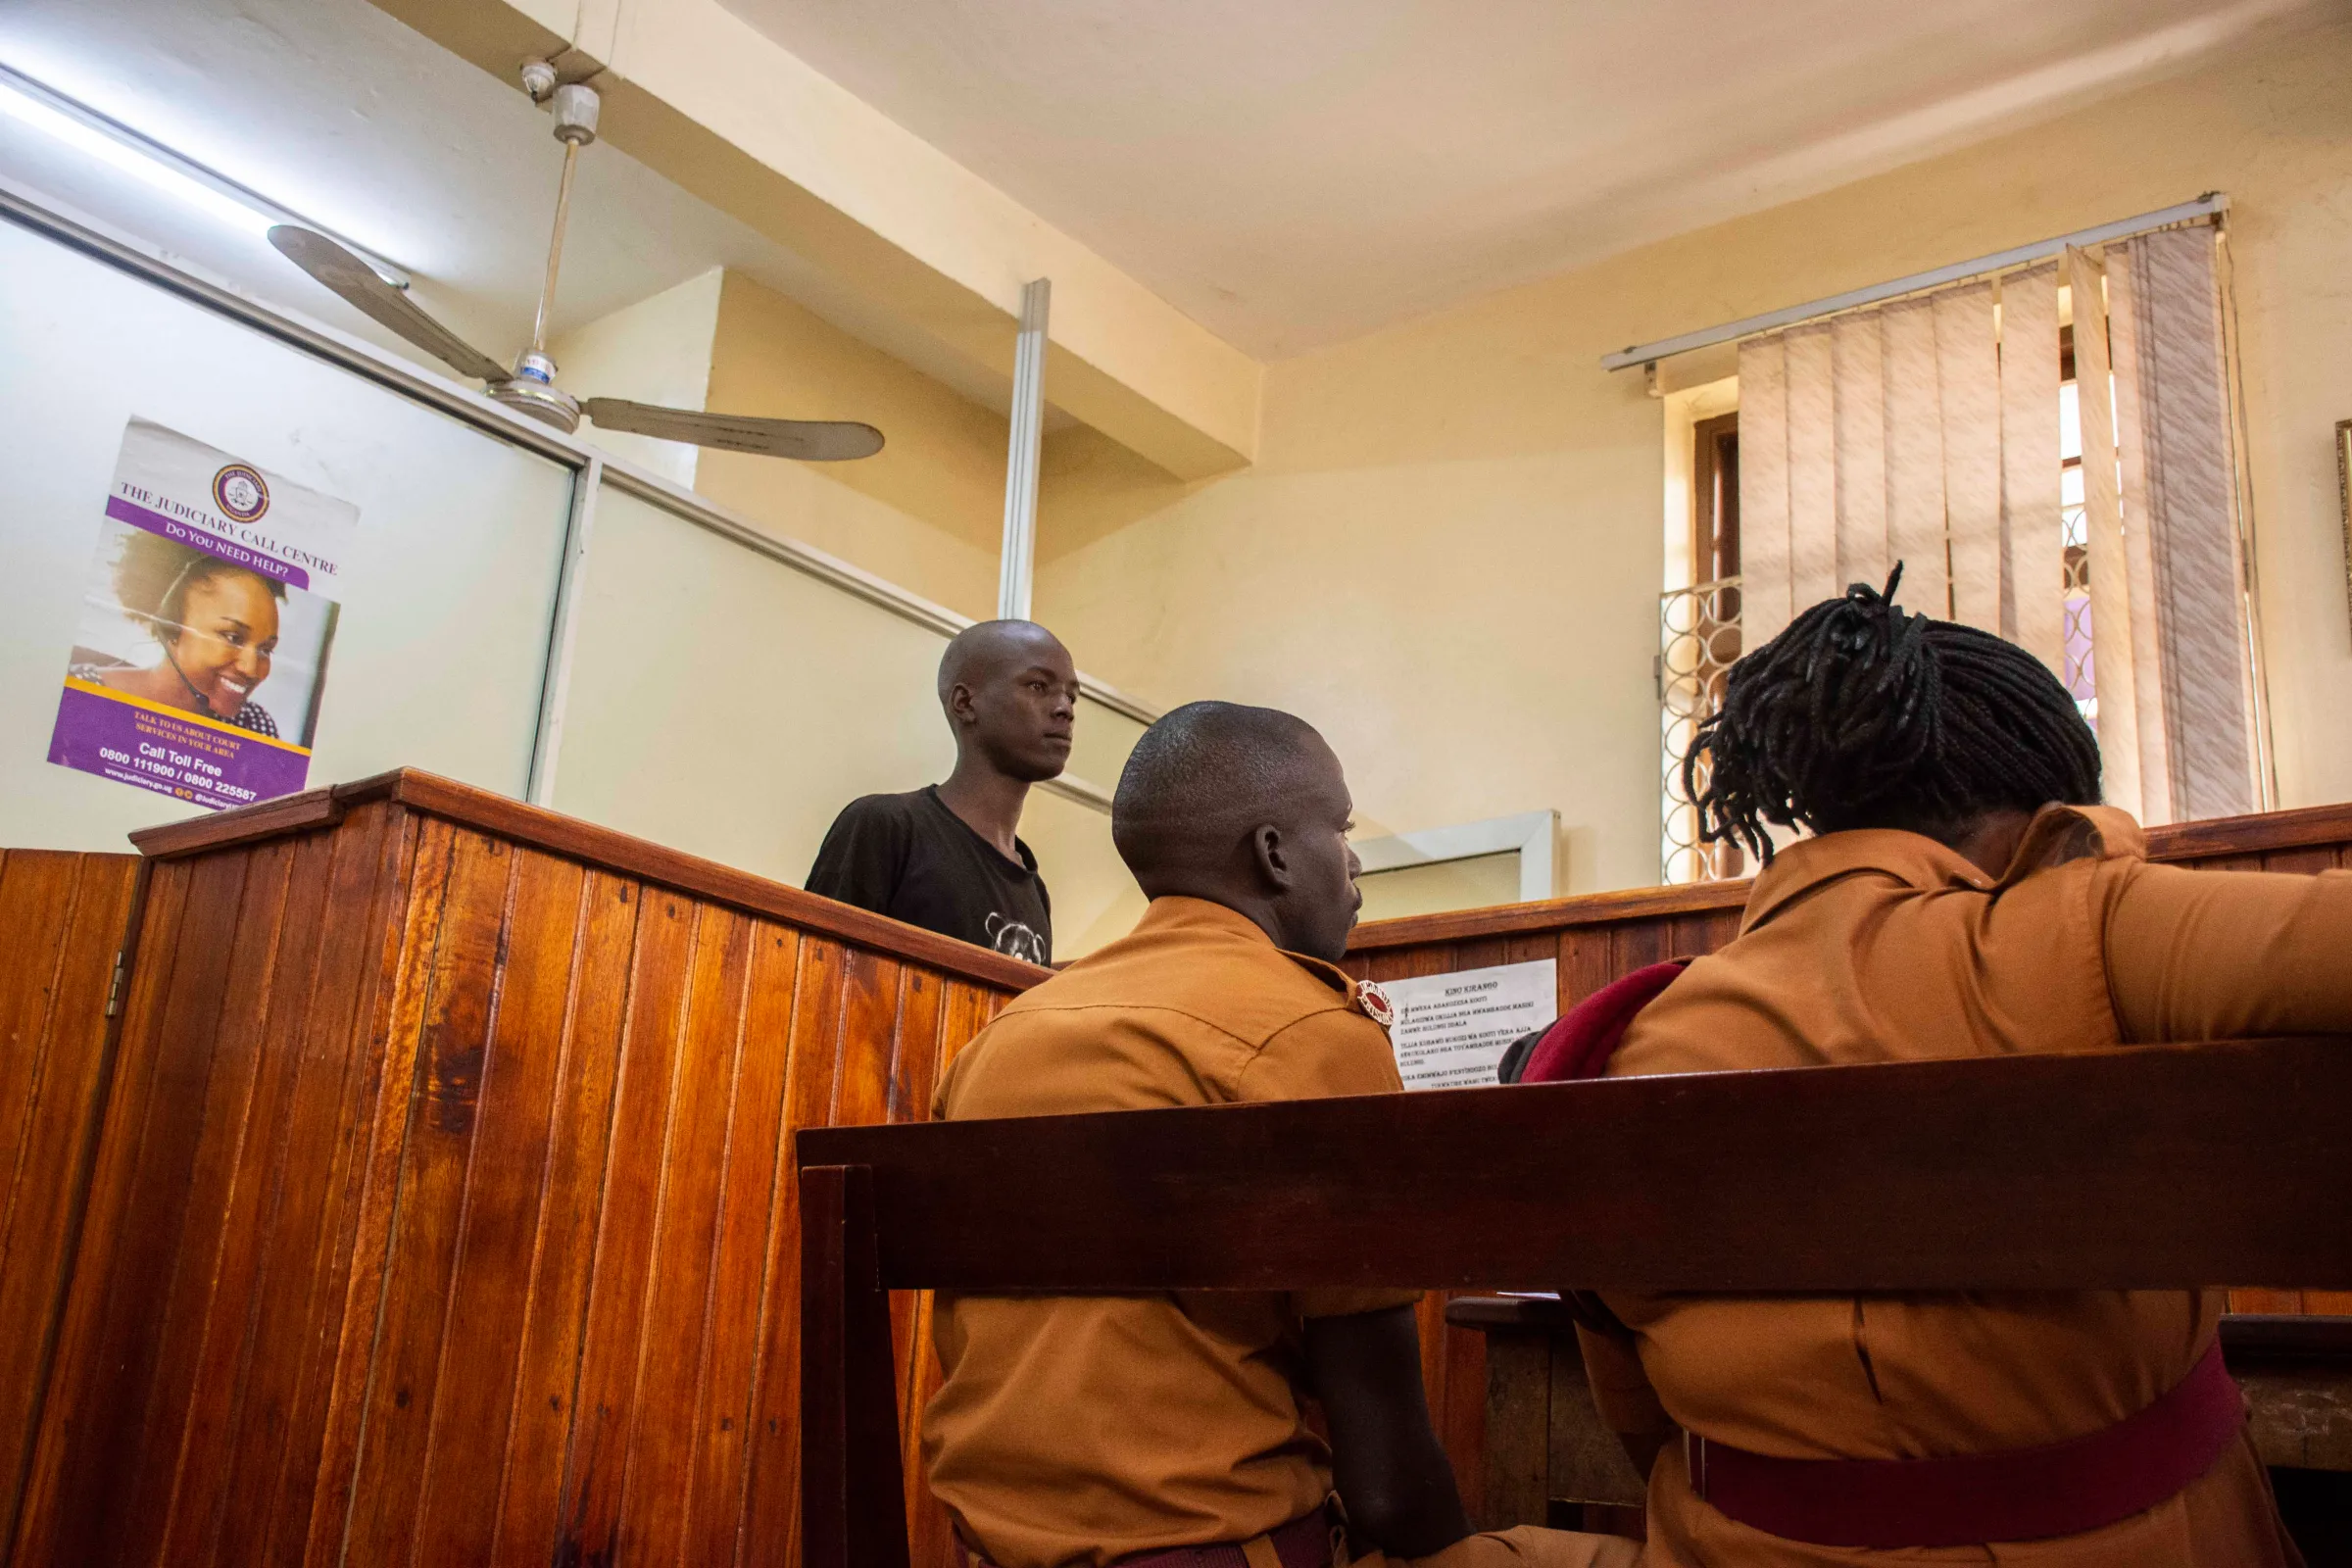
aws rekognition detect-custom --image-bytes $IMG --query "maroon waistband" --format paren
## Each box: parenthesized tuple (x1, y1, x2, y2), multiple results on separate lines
(956, 1505, 1334, 1568)
(1686, 1341, 2246, 1548)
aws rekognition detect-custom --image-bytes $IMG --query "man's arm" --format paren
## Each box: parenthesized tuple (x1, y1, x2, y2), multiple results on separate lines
(805, 797, 910, 913)
(1302, 1304, 1472, 1560)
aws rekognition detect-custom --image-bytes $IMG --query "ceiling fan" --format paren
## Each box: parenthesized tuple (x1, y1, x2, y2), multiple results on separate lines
(270, 68, 883, 463)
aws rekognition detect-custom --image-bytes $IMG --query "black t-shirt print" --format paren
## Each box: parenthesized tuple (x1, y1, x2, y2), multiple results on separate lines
(805, 786, 1053, 965)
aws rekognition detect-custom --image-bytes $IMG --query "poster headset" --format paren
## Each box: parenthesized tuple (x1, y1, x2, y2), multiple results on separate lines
(270, 63, 885, 465)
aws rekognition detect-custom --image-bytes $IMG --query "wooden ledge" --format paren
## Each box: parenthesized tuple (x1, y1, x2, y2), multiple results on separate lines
(1349, 878, 1752, 951)
(2144, 800, 2352, 859)
(130, 767, 1050, 993)
(1348, 800, 2352, 954)
(1448, 1298, 2352, 1362)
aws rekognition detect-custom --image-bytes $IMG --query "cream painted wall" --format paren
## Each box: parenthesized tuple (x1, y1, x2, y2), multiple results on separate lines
(695, 270, 1009, 620)
(1037, 15, 2352, 893)
(549, 266, 723, 486)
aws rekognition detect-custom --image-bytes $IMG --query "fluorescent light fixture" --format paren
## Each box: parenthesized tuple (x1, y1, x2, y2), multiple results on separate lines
(0, 62, 410, 286)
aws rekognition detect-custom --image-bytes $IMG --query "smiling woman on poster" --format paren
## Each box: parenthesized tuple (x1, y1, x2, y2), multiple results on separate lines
(70, 531, 287, 736)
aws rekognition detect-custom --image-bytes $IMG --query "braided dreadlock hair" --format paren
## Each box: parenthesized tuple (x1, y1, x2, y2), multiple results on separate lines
(1685, 565, 2100, 864)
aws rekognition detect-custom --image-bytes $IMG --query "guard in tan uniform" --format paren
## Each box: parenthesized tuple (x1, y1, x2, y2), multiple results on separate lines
(925, 701, 1636, 1568)
(1575, 572, 2342, 1565)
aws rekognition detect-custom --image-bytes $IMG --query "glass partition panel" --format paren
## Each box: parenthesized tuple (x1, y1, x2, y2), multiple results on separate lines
(1356, 852, 1523, 924)
(552, 481, 1145, 955)
(1064, 695, 1147, 800)
(0, 218, 573, 849)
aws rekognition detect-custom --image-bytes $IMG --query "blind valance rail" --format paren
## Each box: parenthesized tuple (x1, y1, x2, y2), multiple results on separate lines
(1599, 192, 2229, 372)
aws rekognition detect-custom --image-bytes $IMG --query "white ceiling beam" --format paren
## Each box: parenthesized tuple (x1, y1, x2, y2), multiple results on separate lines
(368, 0, 1261, 480)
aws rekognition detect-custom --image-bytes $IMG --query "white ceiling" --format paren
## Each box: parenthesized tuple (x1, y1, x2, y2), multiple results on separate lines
(722, 0, 2318, 358)
(0, 0, 1034, 417)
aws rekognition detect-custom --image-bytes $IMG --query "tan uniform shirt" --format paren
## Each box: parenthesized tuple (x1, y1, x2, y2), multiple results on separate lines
(923, 896, 1420, 1568)
(1595, 806, 2348, 1566)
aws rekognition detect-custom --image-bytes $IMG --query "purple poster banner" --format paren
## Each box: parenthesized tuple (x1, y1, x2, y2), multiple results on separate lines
(104, 495, 314, 588)
(49, 681, 313, 810)
(48, 418, 357, 813)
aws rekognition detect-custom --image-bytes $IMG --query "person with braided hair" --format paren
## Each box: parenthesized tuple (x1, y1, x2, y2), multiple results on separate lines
(1559, 570, 2352, 1564)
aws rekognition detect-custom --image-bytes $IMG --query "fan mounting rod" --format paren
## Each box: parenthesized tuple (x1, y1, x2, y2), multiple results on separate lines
(531, 83, 598, 357)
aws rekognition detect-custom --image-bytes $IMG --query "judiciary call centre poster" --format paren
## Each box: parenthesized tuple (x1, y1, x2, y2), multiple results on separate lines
(47, 417, 356, 811)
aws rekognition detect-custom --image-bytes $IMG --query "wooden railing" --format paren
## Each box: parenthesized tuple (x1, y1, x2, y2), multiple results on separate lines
(7, 790, 2347, 1565)
(4, 770, 1042, 1568)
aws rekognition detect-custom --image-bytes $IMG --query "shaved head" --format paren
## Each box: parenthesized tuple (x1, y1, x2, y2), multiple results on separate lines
(939, 620, 1068, 710)
(1113, 702, 1363, 959)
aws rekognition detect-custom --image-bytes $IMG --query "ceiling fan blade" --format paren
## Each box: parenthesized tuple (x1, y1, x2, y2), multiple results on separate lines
(269, 225, 510, 385)
(581, 399, 885, 462)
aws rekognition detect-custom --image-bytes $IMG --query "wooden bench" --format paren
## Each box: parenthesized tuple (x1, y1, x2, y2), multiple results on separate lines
(797, 1036, 2352, 1568)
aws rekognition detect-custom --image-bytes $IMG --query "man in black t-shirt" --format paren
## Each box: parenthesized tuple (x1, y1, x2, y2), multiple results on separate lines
(806, 620, 1076, 964)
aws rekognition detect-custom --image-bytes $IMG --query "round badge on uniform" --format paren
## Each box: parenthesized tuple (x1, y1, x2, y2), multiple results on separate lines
(1354, 979, 1396, 1029)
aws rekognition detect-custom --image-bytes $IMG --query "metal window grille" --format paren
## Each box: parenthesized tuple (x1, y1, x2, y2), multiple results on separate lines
(1659, 576, 1745, 884)
(1661, 526, 2093, 885)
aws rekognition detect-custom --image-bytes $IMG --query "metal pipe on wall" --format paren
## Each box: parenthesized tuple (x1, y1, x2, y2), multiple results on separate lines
(997, 277, 1051, 621)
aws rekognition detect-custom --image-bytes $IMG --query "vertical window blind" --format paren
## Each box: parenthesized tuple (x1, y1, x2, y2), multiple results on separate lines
(1734, 223, 2257, 824)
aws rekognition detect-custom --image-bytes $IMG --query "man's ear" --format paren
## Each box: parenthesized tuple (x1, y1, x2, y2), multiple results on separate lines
(946, 681, 978, 728)
(1249, 823, 1292, 892)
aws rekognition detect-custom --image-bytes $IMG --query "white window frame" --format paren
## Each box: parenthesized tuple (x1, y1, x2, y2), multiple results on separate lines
(1351, 810, 1558, 904)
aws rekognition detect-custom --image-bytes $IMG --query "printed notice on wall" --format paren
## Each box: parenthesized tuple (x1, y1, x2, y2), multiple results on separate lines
(47, 418, 354, 810)
(1375, 958, 1558, 1091)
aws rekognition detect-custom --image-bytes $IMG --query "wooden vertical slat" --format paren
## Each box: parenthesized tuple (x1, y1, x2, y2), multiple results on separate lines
(149, 831, 339, 1565)
(1665, 909, 1740, 960)
(0, 853, 84, 1261)
(903, 981, 1000, 1568)
(885, 969, 947, 1520)
(486, 870, 644, 1568)
(738, 936, 853, 1568)
(406, 849, 590, 1566)
(553, 883, 700, 1566)
(113, 836, 302, 1566)
(1556, 930, 1612, 1011)
(833, 952, 903, 1132)
(1477, 1333, 1552, 1530)
(2256, 846, 2337, 877)
(0, 852, 138, 1557)
(13, 851, 194, 1563)
(2183, 853, 2264, 874)
(254, 800, 421, 1566)
(1606, 920, 1673, 980)
(298, 810, 458, 1567)
(612, 906, 759, 1564)
(335, 830, 517, 1567)
(682, 919, 804, 1568)
(20, 849, 248, 1566)
(890, 975, 952, 1568)
(1438, 1300, 1489, 1516)
(1447, 937, 1511, 974)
